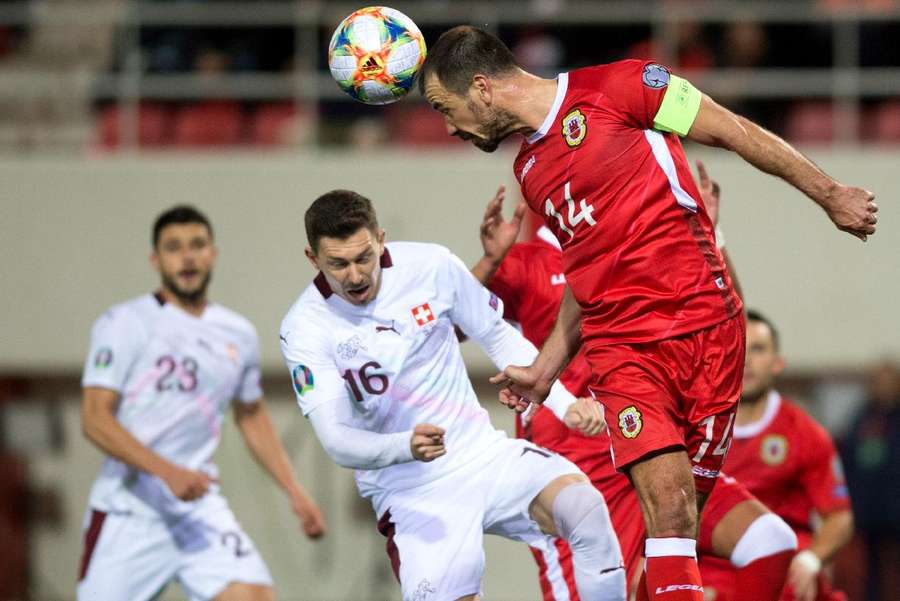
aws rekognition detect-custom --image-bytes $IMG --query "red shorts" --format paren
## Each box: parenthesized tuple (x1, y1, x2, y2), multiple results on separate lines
(586, 313, 745, 494)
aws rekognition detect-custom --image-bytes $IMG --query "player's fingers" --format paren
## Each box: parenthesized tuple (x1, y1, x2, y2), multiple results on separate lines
(695, 159, 709, 186)
(711, 180, 721, 199)
(490, 371, 511, 386)
(511, 199, 527, 227)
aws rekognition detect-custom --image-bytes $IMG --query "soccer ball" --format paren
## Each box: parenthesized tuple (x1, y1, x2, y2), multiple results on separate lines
(327, 6, 426, 105)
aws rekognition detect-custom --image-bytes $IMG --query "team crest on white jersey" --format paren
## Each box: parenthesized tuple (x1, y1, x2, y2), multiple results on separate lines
(561, 109, 587, 147)
(760, 434, 788, 465)
(618, 405, 643, 439)
(411, 303, 435, 327)
(337, 334, 367, 360)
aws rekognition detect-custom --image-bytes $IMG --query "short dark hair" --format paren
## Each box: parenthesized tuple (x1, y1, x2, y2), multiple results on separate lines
(418, 25, 519, 96)
(305, 190, 379, 253)
(746, 309, 780, 351)
(152, 205, 213, 247)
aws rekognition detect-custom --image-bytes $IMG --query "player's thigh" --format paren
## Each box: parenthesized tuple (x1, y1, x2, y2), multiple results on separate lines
(698, 475, 765, 558)
(381, 488, 488, 601)
(213, 582, 274, 601)
(77, 510, 178, 601)
(175, 497, 273, 601)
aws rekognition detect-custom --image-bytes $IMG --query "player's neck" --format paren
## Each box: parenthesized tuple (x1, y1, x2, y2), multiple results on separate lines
(735, 389, 772, 427)
(500, 70, 561, 137)
(158, 287, 208, 317)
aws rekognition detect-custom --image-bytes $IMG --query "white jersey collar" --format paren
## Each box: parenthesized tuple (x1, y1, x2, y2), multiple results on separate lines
(526, 72, 569, 145)
(733, 389, 782, 439)
(536, 226, 562, 250)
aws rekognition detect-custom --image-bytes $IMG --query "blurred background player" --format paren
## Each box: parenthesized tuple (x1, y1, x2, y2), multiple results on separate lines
(78, 206, 325, 601)
(470, 164, 797, 601)
(420, 25, 876, 601)
(699, 311, 854, 601)
(280, 190, 626, 601)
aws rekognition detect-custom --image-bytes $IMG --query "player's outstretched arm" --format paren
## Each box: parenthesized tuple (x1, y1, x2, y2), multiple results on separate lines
(81, 387, 211, 501)
(686, 95, 877, 241)
(306, 401, 442, 469)
(470, 184, 526, 286)
(491, 285, 582, 408)
(233, 399, 326, 539)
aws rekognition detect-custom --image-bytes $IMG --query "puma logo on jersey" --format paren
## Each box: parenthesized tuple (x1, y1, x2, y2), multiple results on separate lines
(655, 584, 703, 594)
(375, 321, 400, 335)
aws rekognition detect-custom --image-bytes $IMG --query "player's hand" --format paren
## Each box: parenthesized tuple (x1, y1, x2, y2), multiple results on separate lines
(490, 365, 551, 412)
(479, 185, 526, 265)
(786, 551, 820, 601)
(289, 491, 327, 539)
(563, 397, 606, 436)
(696, 160, 722, 225)
(410, 424, 446, 462)
(161, 465, 212, 501)
(823, 184, 877, 241)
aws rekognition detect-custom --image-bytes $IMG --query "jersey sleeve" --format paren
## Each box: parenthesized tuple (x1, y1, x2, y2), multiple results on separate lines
(601, 60, 701, 136)
(798, 420, 852, 515)
(236, 328, 264, 404)
(279, 318, 348, 417)
(489, 247, 527, 322)
(442, 250, 505, 340)
(81, 307, 146, 393)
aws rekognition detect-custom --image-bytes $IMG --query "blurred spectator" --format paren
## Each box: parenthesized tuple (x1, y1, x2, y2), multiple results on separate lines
(512, 26, 565, 77)
(626, 21, 713, 71)
(842, 359, 900, 601)
(722, 21, 768, 68)
(348, 117, 388, 150)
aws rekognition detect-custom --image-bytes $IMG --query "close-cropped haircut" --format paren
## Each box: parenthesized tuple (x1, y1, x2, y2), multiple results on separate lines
(417, 25, 520, 96)
(746, 309, 780, 351)
(152, 205, 213, 247)
(305, 190, 379, 253)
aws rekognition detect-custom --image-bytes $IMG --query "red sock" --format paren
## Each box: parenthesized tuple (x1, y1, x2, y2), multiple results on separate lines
(644, 538, 704, 601)
(731, 550, 793, 601)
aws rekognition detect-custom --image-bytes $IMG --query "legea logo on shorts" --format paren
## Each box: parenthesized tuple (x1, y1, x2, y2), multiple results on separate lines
(292, 364, 314, 397)
(655, 584, 703, 594)
(618, 406, 643, 438)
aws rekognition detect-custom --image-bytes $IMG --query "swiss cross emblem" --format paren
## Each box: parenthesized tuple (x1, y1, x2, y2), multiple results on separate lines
(411, 303, 435, 326)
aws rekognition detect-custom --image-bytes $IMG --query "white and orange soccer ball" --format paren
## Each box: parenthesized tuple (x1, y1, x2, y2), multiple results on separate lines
(327, 6, 426, 105)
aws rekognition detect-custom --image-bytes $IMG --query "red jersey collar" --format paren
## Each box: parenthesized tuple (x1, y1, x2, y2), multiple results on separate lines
(526, 72, 569, 145)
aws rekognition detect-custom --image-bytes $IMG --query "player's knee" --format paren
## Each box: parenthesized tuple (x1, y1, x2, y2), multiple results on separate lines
(552, 483, 623, 568)
(730, 512, 798, 568)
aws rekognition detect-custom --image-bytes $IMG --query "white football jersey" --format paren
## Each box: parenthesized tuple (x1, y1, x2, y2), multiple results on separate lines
(81, 293, 262, 517)
(280, 242, 508, 499)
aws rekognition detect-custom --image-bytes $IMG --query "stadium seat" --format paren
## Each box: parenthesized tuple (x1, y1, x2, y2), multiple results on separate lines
(249, 102, 307, 147)
(784, 101, 836, 144)
(384, 104, 460, 147)
(863, 100, 900, 144)
(172, 101, 244, 147)
(96, 103, 172, 148)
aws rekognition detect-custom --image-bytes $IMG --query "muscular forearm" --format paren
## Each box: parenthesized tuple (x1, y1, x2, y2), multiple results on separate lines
(471, 255, 501, 286)
(81, 406, 176, 479)
(534, 286, 582, 384)
(807, 510, 854, 563)
(236, 402, 305, 497)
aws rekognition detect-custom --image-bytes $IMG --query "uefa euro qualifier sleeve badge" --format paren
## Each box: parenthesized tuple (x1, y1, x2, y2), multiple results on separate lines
(562, 109, 587, 147)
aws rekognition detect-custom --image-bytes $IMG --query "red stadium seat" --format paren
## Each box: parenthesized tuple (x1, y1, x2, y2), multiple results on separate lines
(384, 104, 460, 147)
(249, 102, 307, 147)
(172, 101, 244, 147)
(96, 103, 172, 148)
(784, 101, 836, 145)
(863, 101, 900, 144)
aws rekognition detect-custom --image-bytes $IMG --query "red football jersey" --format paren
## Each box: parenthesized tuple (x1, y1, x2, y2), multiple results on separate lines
(724, 391, 851, 547)
(512, 60, 741, 349)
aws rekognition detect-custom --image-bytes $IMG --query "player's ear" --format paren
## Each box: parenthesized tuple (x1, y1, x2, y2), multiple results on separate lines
(304, 246, 319, 270)
(149, 249, 161, 273)
(376, 229, 385, 251)
(773, 355, 786, 377)
(471, 74, 491, 104)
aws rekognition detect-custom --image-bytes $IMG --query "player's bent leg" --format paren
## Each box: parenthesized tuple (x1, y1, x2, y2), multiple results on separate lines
(720, 506, 796, 601)
(530, 474, 627, 601)
(628, 449, 704, 601)
(213, 582, 275, 601)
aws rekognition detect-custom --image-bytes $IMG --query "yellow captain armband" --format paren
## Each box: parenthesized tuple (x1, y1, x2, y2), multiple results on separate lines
(652, 75, 701, 136)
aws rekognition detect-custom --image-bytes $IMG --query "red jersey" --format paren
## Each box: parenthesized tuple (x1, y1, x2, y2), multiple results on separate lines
(724, 391, 851, 547)
(513, 60, 741, 349)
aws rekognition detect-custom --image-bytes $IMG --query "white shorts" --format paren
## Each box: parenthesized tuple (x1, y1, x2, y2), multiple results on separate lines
(375, 437, 584, 601)
(77, 491, 272, 601)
